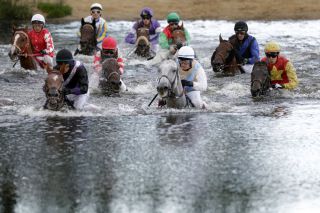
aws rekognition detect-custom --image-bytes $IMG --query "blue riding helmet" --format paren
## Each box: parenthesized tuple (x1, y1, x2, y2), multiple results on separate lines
(140, 7, 153, 18)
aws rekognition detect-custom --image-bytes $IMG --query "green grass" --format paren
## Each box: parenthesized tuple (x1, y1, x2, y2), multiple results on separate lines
(0, 0, 32, 20)
(37, 2, 72, 18)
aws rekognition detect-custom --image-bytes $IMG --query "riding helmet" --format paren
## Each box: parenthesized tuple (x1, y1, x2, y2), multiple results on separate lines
(102, 37, 117, 50)
(264, 41, 281, 53)
(31, 14, 45, 25)
(140, 7, 153, 18)
(178, 46, 195, 60)
(56, 49, 73, 63)
(234, 21, 248, 32)
(167, 12, 180, 23)
(90, 3, 103, 11)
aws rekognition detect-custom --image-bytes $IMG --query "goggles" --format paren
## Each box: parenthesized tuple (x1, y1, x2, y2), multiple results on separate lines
(169, 22, 179, 26)
(102, 49, 115, 55)
(141, 15, 151, 20)
(91, 10, 101, 14)
(32, 21, 44, 25)
(236, 31, 246, 35)
(265, 52, 279, 58)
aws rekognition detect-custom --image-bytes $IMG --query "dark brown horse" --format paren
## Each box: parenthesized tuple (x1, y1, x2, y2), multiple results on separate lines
(43, 69, 65, 111)
(77, 18, 97, 55)
(99, 58, 122, 96)
(211, 35, 242, 76)
(134, 27, 151, 58)
(251, 61, 271, 98)
(8, 26, 38, 70)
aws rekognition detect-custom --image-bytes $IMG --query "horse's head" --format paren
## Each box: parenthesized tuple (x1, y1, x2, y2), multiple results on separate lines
(135, 27, 151, 57)
(9, 26, 30, 61)
(157, 59, 180, 98)
(99, 58, 121, 95)
(251, 61, 271, 98)
(79, 18, 97, 55)
(44, 70, 65, 110)
(171, 25, 186, 50)
(211, 34, 235, 73)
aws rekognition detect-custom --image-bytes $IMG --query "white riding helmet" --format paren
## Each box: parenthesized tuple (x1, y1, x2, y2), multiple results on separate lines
(31, 14, 45, 25)
(178, 46, 195, 59)
(90, 3, 103, 11)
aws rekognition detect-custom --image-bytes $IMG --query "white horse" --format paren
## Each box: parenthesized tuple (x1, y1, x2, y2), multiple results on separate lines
(156, 60, 187, 108)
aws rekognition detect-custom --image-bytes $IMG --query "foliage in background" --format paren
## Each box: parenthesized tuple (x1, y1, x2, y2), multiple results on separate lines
(0, 0, 32, 20)
(37, 2, 72, 18)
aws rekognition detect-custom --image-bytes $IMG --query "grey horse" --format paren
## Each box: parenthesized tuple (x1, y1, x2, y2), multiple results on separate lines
(157, 59, 187, 108)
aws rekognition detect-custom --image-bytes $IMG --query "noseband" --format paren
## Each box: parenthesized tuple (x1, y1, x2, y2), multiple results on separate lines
(158, 68, 184, 98)
(251, 74, 270, 96)
(12, 31, 31, 58)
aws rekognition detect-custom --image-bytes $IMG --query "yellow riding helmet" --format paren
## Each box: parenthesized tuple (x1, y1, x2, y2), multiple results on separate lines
(264, 41, 281, 53)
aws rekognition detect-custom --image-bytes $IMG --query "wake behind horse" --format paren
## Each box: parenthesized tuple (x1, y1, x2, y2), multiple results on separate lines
(77, 18, 97, 56)
(211, 35, 242, 76)
(157, 59, 187, 108)
(251, 61, 271, 98)
(8, 26, 37, 70)
(134, 27, 151, 58)
(99, 58, 122, 96)
(43, 70, 65, 111)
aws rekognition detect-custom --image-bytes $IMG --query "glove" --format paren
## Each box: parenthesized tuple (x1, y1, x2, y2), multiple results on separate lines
(74, 48, 81, 56)
(40, 49, 47, 55)
(242, 58, 249, 65)
(158, 99, 166, 107)
(62, 87, 71, 96)
(181, 80, 193, 87)
(272, 83, 283, 89)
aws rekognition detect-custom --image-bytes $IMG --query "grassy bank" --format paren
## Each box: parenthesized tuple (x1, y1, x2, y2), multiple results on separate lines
(0, 0, 31, 20)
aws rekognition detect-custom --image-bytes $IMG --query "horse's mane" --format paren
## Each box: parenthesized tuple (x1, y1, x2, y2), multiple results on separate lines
(159, 59, 177, 72)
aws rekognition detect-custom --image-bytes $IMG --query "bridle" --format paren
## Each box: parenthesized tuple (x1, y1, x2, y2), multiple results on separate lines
(80, 24, 96, 53)
(251, 72, 270, 96)
(11, 31, 31, 59)
(213, 42, 238, 71)
(158, 68, 184, 99)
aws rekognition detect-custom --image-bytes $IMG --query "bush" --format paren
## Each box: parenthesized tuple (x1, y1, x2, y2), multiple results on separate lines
(0, 0, 32, 20)
(37, 2, 72, 18)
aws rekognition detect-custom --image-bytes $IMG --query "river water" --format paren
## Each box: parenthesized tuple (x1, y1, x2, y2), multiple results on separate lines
(0, 20, 320, 213)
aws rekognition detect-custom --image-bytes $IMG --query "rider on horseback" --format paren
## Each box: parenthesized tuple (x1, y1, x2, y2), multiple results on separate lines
(75, 3, 108, 53)
(228, 21, 259, 73)
(28, 14, 54, 70)
(93, 37, 127, 91)
(159, 12, 191, 54)
(261, 41, 298, 89)
(125, 7, 161, 53)
(55, 49, 89, 110)
(178, 46, 207, 108)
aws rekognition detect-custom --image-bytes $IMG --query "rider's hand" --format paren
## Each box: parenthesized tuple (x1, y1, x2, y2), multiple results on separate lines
(272, 83, 283, 89)
(40, 49, 47, 55)
(169, 45, 177, 54)
(181, 80, 193, 87)
(62, 88, 71, 96)
(74, 48, 81, 56)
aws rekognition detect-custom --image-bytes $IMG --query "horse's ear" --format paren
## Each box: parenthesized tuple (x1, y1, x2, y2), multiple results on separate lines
(180, 22, 184, 30)
(219, 34, 223, 43)
(81, 18, 85, 26)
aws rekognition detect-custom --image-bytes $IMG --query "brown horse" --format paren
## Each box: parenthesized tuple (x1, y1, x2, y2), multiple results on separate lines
(134, 27, 151, 58)
(8, 26, 37, 70)
(43, 69, 66, 111)
(77, 18, 97, 55)
(211, 35, 242, 76)
(99, 58, 122, 96)
(251, 61, 271, 98)
(171, 24, 187, 51)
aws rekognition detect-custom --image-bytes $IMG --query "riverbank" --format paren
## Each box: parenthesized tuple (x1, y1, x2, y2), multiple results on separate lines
(60, 0, 320, 21)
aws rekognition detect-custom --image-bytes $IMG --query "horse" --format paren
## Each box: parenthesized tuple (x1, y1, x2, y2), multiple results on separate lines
(211, 35, 242, 76)
(250, 61, 271, 98)
(43, 69, 66, 111)
(156, 59, 187, 108)
(134, 27, 151, 58)
(99, 58, 122, 96)
(171, 24, 187, 51)
(77, 18, 97, 55)
(8, 26, 37, 70)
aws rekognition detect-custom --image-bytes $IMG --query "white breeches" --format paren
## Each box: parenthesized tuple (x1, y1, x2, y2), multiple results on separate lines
(66, 93, 89, 110)
(35, 55, 53, 69)
(186, 91, 205, 109)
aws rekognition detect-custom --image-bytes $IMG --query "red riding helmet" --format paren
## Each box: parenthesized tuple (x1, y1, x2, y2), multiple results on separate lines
(102, 37, 117, 50)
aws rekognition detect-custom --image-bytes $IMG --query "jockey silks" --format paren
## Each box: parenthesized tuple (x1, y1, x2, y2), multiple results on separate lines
(261, 55, 298, 89)
(179, 60, 207, 92)
(62, 61, 89, 95)
(159, 25, 191, 50)
(28, 28, 54, 57)
(84, 16, 108, 48)
(229, 34, 259, 64)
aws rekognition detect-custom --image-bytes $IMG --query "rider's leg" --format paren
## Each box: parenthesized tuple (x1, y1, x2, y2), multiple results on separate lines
(186, 91, 205, 108)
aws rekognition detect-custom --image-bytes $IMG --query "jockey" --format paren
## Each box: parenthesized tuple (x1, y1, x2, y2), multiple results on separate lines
(93, 36, 127, 91)
(125, 7, 161, 53)
(261, 41, 298, 89)
(178, 46, 207, 109)
(76, 3, 108, 52)
(159, 12, 191, 54)
(228, 21, 259, 73)
(55, 49, 89, 110)
(28, 14, 54, 70)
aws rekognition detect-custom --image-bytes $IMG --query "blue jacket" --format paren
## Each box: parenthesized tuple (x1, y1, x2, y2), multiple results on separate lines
(229, 34, 259, 64)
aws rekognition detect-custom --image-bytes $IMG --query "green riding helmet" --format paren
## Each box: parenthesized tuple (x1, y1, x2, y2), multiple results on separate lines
(167, 12, 180, 23)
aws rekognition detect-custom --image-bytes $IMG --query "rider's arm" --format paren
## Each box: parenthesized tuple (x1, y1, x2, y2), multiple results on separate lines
(193, 64, 207, 91)
(117, 57, 124, 75)
(149, 20, 161, 43)
(283, 61, 298, 89)
(97, 21, 108, 44)
(93, 51, 102, 73)
(159, 32, 170, 49)
(77, 65, 89, 94)
(43, 30, 54, 55)
(125, 23, 138, 44)
(249, 38, 260, 64)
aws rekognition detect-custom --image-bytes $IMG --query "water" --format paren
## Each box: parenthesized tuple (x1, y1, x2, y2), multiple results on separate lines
(0, 20, 320, 213)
